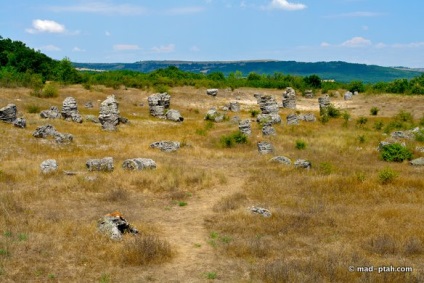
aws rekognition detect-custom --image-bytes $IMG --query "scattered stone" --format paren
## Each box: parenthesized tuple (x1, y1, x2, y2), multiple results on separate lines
(148, 93, 171, 118)
(318, 95, 330, 114)
(40, 159, 58, 174)
(205, 108, 225, 122)
(206, 89, 218, 96)
(304, 90, 314, 98)
(220, 106, 229, 111)
(410, 157, 424, 166)
(61, 97, 82, 123)
(150, 141, 180, 152)
(286, 113, 299, 125)
(99, 95, 121, 131)
(54, 132, 74, 144)
(262, 123, 276, 136)
(33, 124, 73, 144)
(249, 206, 272, 218)
(13, 118, 26, 128)
(239, 119, 251, 136)
(0, 104, 17, 123)
(270, 156, 292, 165)
(229, 101, 240, 112)
(86, 157, 114, 172)
(294, 159, 311, 169)
(282, 87, 296, 109)
(257, 141, 274, 154)
(344, 91, 353, 100)
(122, 158, 157, 170)
(84, 101, 94, 108)
(257, 113, 282, 124)
(391, 130, 415, 140)
(258, 95, 279, 114)
(166, 109, 184, 122)
(40, 106, 61, 119)
(298, 113, 316, 122)
(97, 211, 138, 240)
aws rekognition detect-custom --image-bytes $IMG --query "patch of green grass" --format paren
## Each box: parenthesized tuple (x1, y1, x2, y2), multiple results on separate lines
(370, 106, 379, 116)
(26, 104, 41, 113)
(178, 201, 187, 207)
(219, 132, 248, 148)
(295, 140, 307, 150)
(206, 272, 217, 280)
(380, 143, 413, 162)
(378, 167, 398, 184)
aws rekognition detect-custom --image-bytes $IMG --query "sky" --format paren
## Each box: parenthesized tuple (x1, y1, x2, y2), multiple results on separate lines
(1, 0, 424, 67)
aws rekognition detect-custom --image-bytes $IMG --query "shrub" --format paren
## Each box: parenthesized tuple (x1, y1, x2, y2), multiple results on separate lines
(250, 109, 260, 118)
(319, 162, 334, 175)
(378, 167, 398, 184)
(41, 83, 59, 98)
(326, 104, 341, 118)
(370, 107, 379, 116)
(415, 129, 424, 142)
(220, 132, 248, 148)
(380, 143, 413, 162)
(295, 140, 306, 150)
(373, 121, 384, 131)
(26, 104, 40, 113)
(357, 135, 366, 143)
(342, 111, 350, 126)
(356, 116, 368, 127)
(395, 110, 413, 123)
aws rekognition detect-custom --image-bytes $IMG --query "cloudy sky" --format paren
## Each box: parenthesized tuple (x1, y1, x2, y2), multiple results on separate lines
(1, 0, 423, 67)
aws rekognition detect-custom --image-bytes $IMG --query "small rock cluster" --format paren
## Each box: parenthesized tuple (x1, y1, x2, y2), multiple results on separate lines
(97, 211, 138, 240)
(61, 97, 83, 123)
(238, 119, 251, 136)
(0, 104, 26, 128)
(148, 93, 183, 122)
(256, 95, 281, 124)
(33, 124, 73, 144)
(249, 206, 272, 218)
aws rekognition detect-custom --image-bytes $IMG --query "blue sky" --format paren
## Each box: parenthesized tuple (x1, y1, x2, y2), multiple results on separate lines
(1, 0, 423, 67)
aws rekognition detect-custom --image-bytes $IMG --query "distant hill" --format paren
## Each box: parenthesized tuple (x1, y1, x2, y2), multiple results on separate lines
(73, 60, 423, 83)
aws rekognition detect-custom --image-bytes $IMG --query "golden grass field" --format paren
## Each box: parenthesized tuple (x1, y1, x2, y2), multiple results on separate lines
(0, 85, 424, 282)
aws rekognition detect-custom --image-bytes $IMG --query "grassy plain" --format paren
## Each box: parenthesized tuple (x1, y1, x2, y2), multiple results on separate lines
(0, 85, 423, 282)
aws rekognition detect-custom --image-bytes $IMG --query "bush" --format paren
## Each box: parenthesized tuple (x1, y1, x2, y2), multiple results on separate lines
(378, 167, 398, 184)
(250, 109, 260, 118)
(415, 129, 424, 142)
(26, 104, 40, 113)
(295, 140, 306, 150)
(356, 116, 368, 127)
(220, 132, 248, 148)
(370, 107, 379, 116)
(373, 121, 384, 131)
(380, 143, 413, 162)
(122, 235, 172, 265)
(32, 83, 59, 98)
(326, 104, 341, 118)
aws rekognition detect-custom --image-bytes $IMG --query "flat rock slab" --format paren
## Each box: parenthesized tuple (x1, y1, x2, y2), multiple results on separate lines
(86, 157, 114, 172)
(150, 141, 180, 152)
(410, 157, 424, 166)
(122, 158, 157, 170)
(270, 156, 292, 165)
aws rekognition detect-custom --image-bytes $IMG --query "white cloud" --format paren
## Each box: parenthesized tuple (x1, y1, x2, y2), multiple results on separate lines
(26, 19, 65, 34)
(73, 47, 86, 52)
(165, 6, 205, 15)
(152, 44, 176, 53)
(190, 45, 200, 52)
(113, 44, 141, 51)
(341, 37, 372, 47)
(105, 31, 111, 36)
(321, 42, 331, 47)
(263, 0, 307, 11)
(48, 2, 146, 16)
(40, 45, 61, 51)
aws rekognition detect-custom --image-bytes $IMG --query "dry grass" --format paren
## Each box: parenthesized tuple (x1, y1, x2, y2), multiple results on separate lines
(1, 85, 424, 282)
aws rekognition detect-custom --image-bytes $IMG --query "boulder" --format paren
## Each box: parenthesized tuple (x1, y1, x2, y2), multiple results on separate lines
(86, 157, 114, 172)
(40, 159, 58, 174)
(391, 130, 414, 140)
(54, 133, 74, 144)
(205, 108, 224, 122)
(229, 101, 240, 112)
(257, 113, 281, 125)
(258, 95, 279, 114)
(0, 104, 17, 123)
(286, 113, 299, 125)
(148, 93, 171, 118)
(40, 106, 61, 119)
(262, 124, 276, 136)
(13, 118, 26, 128)
(344, 91, 353, 100)
(249, 206, 272, 218)
(150, 141, 180, 152)
(318, 95, 330, 114)
(61, 97, 82, 123)
(122, 158, 157, 170)
(97, 211, 138, 240)
(410, 157, 424, 166)
(166, 109, 184, 122)
(206, 89, 218, 96)
(304, 90, 314, 98)
(33, 124, 73, 144)
(298, 113, 316, 122)
(257, 141, 274, 154)
(294, 159, 311, 169)
(282, 87, 296, 109)
(270, 156, 292, 165)
(238, 119, 251, 136)
(99, 95, 120, 131)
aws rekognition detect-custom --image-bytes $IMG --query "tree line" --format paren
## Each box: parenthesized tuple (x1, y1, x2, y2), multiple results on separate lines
(1, 36, 424, 95)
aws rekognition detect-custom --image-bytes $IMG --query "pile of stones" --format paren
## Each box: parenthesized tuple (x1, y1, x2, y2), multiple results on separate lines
(256, 94, 281, 124)
(148, 93, 183, 122)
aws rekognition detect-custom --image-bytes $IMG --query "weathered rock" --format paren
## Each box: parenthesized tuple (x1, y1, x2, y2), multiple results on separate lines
(304, 90, 314, 98)
(262, 124, 276, 136)
(206, 89, 218, 96)
(257, 141, 274, 154)
(99, 95, 120, 130)
(205, 108, 224, 122)
(298, 113, 316, 122)
(40, 106, 61, 119)
(166, 109, 184, 122)
(54, 133, 73, 144)
(253, 93, 262, 103)
(318, 95, 330, 114)
(257, 113, 281, 124)
(239, 119, 251, 136)
(270, 156, 291, 165)
(13, 118, 26, 128)
(249, 206, 272, 218)
(410, 157, 424, 166)
(84, 101, 94, 108)
(391, 131, 414, 140)
(148, 93, 171, 118)
(86, 157, 114, 172)
(150, 141, 180, 152)
(416, 146, 424, 153)
(377, 140, 406, 151)
(286, 113, 299, 125)
(40, 159, 58, 174)
(229, 101, 240, 112)
(0, 104, 17, 123)
(61, 97, 82, 123)
(97, 211, 138, 240)
(294, 159, 311, 169)
(344, 91, 353, 100)
(354, 91, 359, 96)
(122, 158, 157, 170)
(282, 87, 296, 109)
(258, 95, 279, 114)
(33, 124, 73, 144)
(231, 116, 241, 124)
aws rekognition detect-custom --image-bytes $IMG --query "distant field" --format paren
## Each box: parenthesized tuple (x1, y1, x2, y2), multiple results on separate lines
(1, 85, 423, 282)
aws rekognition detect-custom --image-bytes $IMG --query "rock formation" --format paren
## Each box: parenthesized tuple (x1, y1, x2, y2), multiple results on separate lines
(262, 123, 276, 136)
(40, 106, 61, 119)
(294, 159, 311, 169)
(61, 97, 82, 123)
(40, 159, 58, 174)
(282, 87, 296, 109)
(13, 118, 26, 128)
(410, 157, 424, 166)
(150, 141, 180, 152)
(229, 101, 240, 112)
(318, 95, 330, 114)
(97, 211, 138, 240)
(166, 109, 184, 122)
(298, 113, 316, 122)
(148, 93, 171, 118)
(304, 90, 314, 98)
(286, 113, 299, 125)
(99, 95, 121, 131)
(249, 206, 272, 218)
(206, 89, 218, 96)
(86, 157, 114, 172)
(270, 156, 292, 165)
(33, 124, 73, 144)
(205, 108, 224, 122)
(256, 95, 281, 124)
(238, 119, 251, 136)
(257, 141, 274, 154)
(122, 158, 157, 170)
(344, 91, 353, 100)
(0, 104, 17, 123)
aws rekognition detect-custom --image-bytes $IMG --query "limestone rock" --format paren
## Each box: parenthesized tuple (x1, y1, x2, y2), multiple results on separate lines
(294, 159, 311, 169)
(13, 118, 26, 128)
(206, 89, 218, 96)
(97, 211, 138, 240)
(150, 141, 180, 152)
(0, 104, 17, 123)
(318, 95, 330, 114)
(270, 156, 292, 165)
(262, 124, 276, 136)
(239, 119, 251, 136)
(86, 157, 114, 172)
(391, 130, 415, 140)
(286, 113, 299, 125)
(40, 159, 58, 174)
(40, 106, 61, 119)
(148, 93, 171, 118)
(249, 206, 271, 218)
(229, 101, 240, 112)
(122, 158, 157, 170)
(298, 113, 316, 122)
(282, 87, 296, 109)
(99, 95, 120, 131)
(205, 108, 224, 122)
(33, 124, 58, 138)
(257, 113, 281, 125)
(344, 91, 353, 100)
(166, 109, 184, 122)
(410, 157, 424, 166)
(61, 97, 82, 123)
(257, 141, 274, 154)
(258, 95, 279, 114)
(304, 90, 314, 98)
